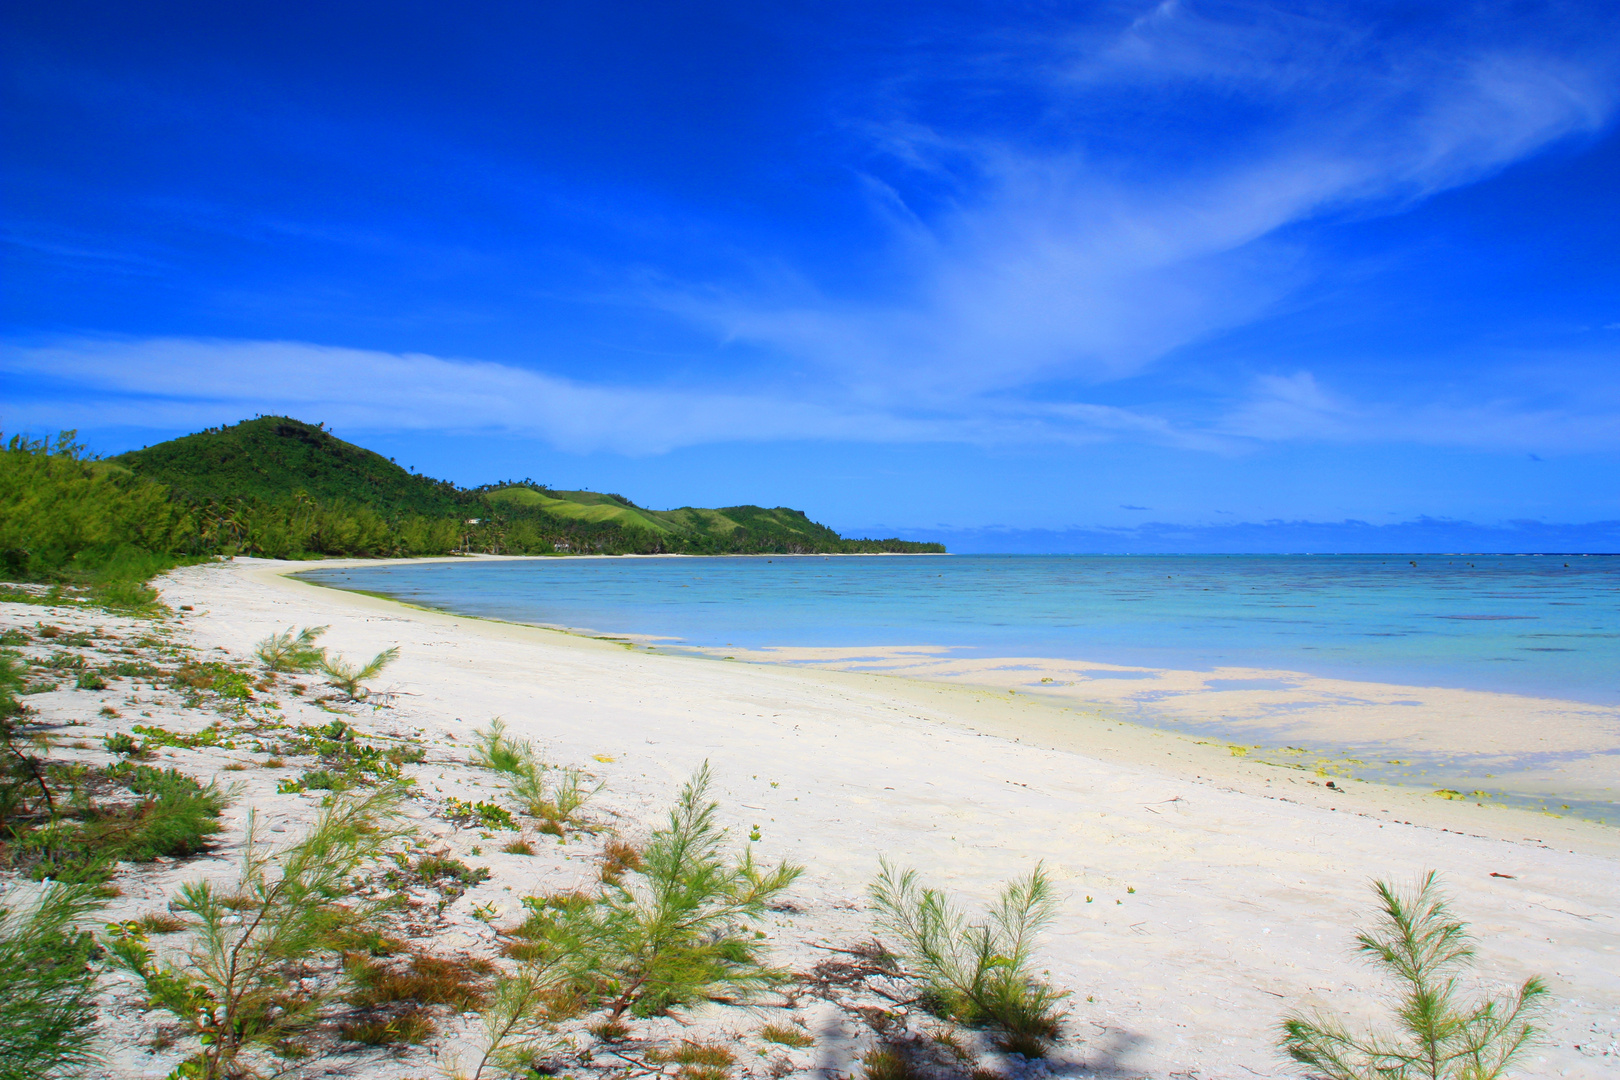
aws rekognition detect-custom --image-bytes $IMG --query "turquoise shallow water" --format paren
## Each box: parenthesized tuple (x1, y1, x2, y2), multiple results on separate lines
(297, 553, 1620, 705)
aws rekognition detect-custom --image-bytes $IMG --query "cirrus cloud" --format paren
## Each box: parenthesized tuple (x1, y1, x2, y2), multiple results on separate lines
(0, 336, 1232, 453)
(663, 1, 1619, 401)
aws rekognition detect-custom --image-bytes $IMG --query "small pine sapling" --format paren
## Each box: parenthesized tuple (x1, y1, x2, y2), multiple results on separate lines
(0, 882, 105, 1080)
(1279, 871, 1547, 1080)
(470, 720, 597, 830)
(555, 761, 801, 1018)
(870, 860, 1067, 1056)
(471, 719, 535, 774)
(531, 766, 599, 832)
(441, 957, 574, 1080)
(252, 625, 328, 672)
(105, 786, 413, 1078)
(319, 645, 399, 701)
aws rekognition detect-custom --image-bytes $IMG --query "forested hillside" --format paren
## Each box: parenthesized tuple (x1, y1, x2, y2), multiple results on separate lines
(118, 417, 464, 513)
(0, 418, 941, 597)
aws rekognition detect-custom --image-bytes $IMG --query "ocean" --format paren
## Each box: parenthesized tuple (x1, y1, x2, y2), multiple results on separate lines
(297, 553, 1619, 705)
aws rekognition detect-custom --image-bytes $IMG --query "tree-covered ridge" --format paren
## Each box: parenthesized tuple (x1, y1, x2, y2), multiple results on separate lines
(115, 417, 464, 514)
(2, 418, 942, 587)
(0, 432, 196, 599)
(480, 484, 851, 548)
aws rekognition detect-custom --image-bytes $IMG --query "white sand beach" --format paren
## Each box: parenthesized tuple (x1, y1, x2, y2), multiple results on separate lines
(697, 645, 1620, 810)
(8, 555, 1618, 1078)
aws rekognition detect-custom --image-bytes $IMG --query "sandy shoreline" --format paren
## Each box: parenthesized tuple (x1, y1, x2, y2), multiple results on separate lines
(7, 555, 1616, 1078)
(293, 555, 1620, 822)
(237, 558, 1620, 1074)
(698, 647, 1620, 818)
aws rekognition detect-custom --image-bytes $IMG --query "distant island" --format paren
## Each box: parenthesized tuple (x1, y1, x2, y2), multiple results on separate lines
(7, 417, 942, 574)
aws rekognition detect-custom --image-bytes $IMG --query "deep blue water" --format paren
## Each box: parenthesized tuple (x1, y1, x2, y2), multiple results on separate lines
(296, 554, 1620, 705)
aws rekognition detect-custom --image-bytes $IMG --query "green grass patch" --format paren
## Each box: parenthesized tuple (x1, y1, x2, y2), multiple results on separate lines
(760, 1023, 813, 1048)
(6, 762, 227, 885)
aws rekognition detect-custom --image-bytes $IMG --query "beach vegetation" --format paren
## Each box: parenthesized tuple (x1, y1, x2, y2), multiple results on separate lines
(398, 852, 493, 909)
(470, 717, 532, 773)
(760, 1022, 814, 1048)
(930, 1025, 974, 1061)
(470, 718, 599, 831)
(5, 757, 227, 886)
(506, 763, 801, 1020)
(444, 797, 517, 830)
(0, 881, 106, 1080)
(121, 911, 189, 935)
(270, 720, 423, 786)
(104, 786, 413, 1079)
(869, 860, 1067, 1057)
(345, 951, 493, 1011)
(862, 1046, 923, 1080)
(297, 768, 349, 791)
(101, 732, 143, 756)
(1279, 871, 1547, 1080)
(131, 721, 231, 749)
(599, 837, 643, 885)
(338, 1006, 436, 1046)
(168, 661, 256, 702)
(648, 1041, 736, 1067)
(502, 889, 595, 961)
(319, 645, 398, 701)
(440, 955, 577, 1080)
(252, 625, 328, 672)
(389, 852, 490, 916)
(530, 765, 597, 829)
(0, 666, 47, 829)
(588, 1018, 630, 1041)
(570, 762, 799, 1017)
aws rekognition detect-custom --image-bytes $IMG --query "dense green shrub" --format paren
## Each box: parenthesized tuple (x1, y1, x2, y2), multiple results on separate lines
(0, 433, 196, 587)
(17, 764, 227, 884)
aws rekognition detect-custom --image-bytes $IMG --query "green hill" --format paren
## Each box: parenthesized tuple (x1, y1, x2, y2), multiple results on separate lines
(116, 417, 464, 513)
(99, 416, 942, 558)
(481, 485, 849, 549)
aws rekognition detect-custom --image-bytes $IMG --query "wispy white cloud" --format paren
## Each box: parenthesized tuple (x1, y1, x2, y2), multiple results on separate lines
(0, 338, 905, 453)
(6, 336, 1616, 455)
(0, 336, 1226, 453)
(1221, 368, 1620, 452)
(7, 8, 1616, 460)
(663, 2, 1618, 401)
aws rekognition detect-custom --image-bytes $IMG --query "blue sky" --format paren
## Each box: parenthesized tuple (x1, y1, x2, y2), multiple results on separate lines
(4, 1, 1619, 550)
